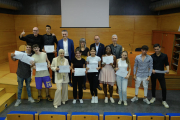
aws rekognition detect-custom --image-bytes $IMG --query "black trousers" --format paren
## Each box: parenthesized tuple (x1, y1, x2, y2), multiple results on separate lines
(87, 73, 99, 96)
(47, 53, 55, 83)
(65, 56, 72, 84)
(72, 75, 83, 99)
(151, 74, 167, 101)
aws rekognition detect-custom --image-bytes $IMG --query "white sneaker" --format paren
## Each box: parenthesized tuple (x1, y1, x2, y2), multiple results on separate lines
(28, 97, 35, 103)
(14, 99, 21, 107)
(104, 97, 108, 103)
(143, 98, 150, 104)
(72, 99, 76, 104)
(94, 96, 98, 103)
(124, 101, 128, 106)
(54, 105, 58, 108)
(118, 100, 122, 104)
(62, 102, 65, 104)
(79, 99, 83, 103)
(162, 101, 169, 108)
(91, 96, 95, 103)
(131, 96, 138, 102)
(110, 97, 115, 103)
(150, 97, 156, 103)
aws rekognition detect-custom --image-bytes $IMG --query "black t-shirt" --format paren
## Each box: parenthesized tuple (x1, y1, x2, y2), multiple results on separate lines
(76, 47, 89, 56)
(43, 34, 58, 45)
(71, 57, 85, 68)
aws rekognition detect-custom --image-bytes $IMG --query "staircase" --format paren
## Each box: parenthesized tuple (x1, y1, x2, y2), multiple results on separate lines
(0, 88, 16, 113)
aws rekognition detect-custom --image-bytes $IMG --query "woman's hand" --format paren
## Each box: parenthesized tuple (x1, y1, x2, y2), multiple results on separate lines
(115, 68, 119, 71)
(86, 67, 90, 71)
(102, 63, 106, 67)
(72, 69, 75, 73)
(125, 74, 130, 79)
(96, 67, 100, 70)
(109, 63, 113, 66)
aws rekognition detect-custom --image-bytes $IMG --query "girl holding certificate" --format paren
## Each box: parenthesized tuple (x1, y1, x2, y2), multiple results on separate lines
(115, 51, 131, 106)
(51, 49, 70, 108)
(71, 48, 86, 104)
(99, 45, 116, 103)
(86, 47, 101, 103)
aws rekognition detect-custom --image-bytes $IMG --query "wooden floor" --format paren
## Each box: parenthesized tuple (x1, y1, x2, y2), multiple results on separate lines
(0, 62, 146, 99)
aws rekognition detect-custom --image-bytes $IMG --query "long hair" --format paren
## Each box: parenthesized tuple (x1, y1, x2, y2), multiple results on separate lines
(122, 51, 130, 65)
(79, 38, 86, 49)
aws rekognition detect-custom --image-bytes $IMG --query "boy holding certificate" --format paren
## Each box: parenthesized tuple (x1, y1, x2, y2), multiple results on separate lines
(31, 44, 52, 102)
(86, 47, 101, 103)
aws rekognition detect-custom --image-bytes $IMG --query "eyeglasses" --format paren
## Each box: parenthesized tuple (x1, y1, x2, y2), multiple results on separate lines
(33, 30, 38, 32)
(94, 39, 99, 40)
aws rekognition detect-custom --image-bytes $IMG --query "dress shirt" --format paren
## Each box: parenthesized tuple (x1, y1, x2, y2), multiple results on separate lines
(63, 39, 69, 56)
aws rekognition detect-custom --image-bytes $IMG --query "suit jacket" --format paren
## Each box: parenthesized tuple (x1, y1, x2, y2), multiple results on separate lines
(109, 44, 122, 59)
(90, 43, 105, 58)
(57, 38, 75, 61)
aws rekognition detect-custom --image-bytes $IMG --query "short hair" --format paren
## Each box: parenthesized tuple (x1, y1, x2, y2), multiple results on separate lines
(153, 44, 161, 48)
(112, 34, 118, 38)
(90, 47, 96, 52)
(75, 48, 81, 53)
(141, 45, 149, 51)
(32, 44, 39, 49)
(94, 35, 100, 39)
(79, 38, 86, 48)
(62, 30, 68, 33)
(26, 43, 32, 47)
(46, 25, 51, 29)
(105, 45, 112, 54)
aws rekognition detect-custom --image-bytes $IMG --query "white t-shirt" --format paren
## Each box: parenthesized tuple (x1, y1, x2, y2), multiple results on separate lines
(86, 56, 101, 64)
(118, 58, 128, 71)
(63, 39, 69, 56)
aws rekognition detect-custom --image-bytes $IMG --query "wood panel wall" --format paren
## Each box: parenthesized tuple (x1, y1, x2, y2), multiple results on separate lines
(0, 14, 17, 64)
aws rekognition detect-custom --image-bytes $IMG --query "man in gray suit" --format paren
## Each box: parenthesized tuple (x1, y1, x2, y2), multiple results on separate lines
(109, 34, 122, 59)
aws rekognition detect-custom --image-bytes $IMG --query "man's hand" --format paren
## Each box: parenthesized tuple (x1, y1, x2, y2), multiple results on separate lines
(134, 75, 136, 80)
(52, 33, 55, 36)
(147, 76, 150, 81)
(21, 30, 25, 36)
(72, 69, 75, 73)
(166, 70, 169, 74)
(47, 64, 51, 68)
(11, 53, 15, 57)
(152, 70, 156, 74)
(30, 61, 34, 65)
(42, 49, 46, 53)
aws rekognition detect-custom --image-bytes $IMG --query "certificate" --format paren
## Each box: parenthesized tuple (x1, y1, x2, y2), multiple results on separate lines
(13, 51, 26, 60)
(44, 45, 54, 53)
(87, 64, 98, 73)
(21, 55, 34, 65)
(103, 56, 113, 64)
(116, 68, 128, 77)
(74, 68, 86, 76)
(154, 70, 168, 74)
(59, 65, 70, 73)
(35, 62, 48, 71)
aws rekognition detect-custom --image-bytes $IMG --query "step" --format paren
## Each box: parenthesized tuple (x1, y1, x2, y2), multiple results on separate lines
(0, 117, 6, 120)
(0, 88, 5, 97)
(0, 93, 16, 113)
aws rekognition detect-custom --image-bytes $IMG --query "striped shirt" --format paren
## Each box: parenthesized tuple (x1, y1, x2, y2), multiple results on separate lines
(133, 54, 153, 77)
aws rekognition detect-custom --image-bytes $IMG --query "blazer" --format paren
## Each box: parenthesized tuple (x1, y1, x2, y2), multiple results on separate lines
(51, 57, 69, 84)
(57, 38, 75, 61)
(109, 44, 122, 59)
(90, 43, 105, 58)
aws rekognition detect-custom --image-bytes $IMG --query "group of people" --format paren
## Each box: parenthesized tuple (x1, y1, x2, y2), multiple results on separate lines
(11, 25, 170, 109)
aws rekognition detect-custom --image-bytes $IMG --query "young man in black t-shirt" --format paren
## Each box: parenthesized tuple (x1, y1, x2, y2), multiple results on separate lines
(11, 43, 35, 106)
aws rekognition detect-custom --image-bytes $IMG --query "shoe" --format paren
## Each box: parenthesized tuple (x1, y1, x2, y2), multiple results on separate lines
(94, 96, 98, 103)
(91, 96, 95, 103)
(110, 97, 115, 103)
(79, 99, 83, 103)
(54, 105, 58, 108)
(124, 101, 128, 106)
(162, 101, 169, 108)
(35, 96, 42, 103)
(62, 102, 65, 104)
(68, 83, 73, 87)
(150, 97, 156, 103)
(14, 99, 21, 107)
(104, 97, 108, 103)
(118, 100, 122, 104)
(72, 99, 76, 104)
(28, 97, 35, 103)
(143, 98, 150, 104)
(84, 87, 86, 90)
(46, 95, 53, 102)
(131, 96, 138, 102)
(98, 86, 102, 90)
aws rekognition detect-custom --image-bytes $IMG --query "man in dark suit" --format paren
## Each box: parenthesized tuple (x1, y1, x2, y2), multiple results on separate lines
(109, 34, 122, 59)
(57, 30, 75, 87)
(90, 35, 105, 90)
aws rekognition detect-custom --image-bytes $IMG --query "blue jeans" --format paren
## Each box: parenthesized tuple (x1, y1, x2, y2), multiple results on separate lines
(116, 76, 128, 101)
(17, 76, 32, 99)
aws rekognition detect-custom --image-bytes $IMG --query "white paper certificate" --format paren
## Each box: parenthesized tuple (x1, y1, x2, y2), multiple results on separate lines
(59, 65, 70, 73)
(103, 56, 113, 64)
(87, 64, 98, 73)
(116, 69, 128, 77)
(74, 68, 86, 76)
(21, 55, 34, 65)
(44, 45, 54, 53)
(35, 62, 48, 71)
(13, 51, 26, 60)
(154, 70, 167, 74)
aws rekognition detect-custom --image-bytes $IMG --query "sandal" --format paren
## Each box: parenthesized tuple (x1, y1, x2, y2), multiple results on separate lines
(35, 96, 42, 103)
(46, 95, 53, 102)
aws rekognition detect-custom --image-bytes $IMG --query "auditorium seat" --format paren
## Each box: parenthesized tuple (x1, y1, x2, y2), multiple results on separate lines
(71, 112, 99, 120)
(19, 45, 25, 51)
(39, 111, 70, 120)
(104, 112, 132, 120)
(7, 111, 38, 120)
(0, 117, 6, 120)
(166, 113, 180, 120)
(133, 113, 164, 120)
